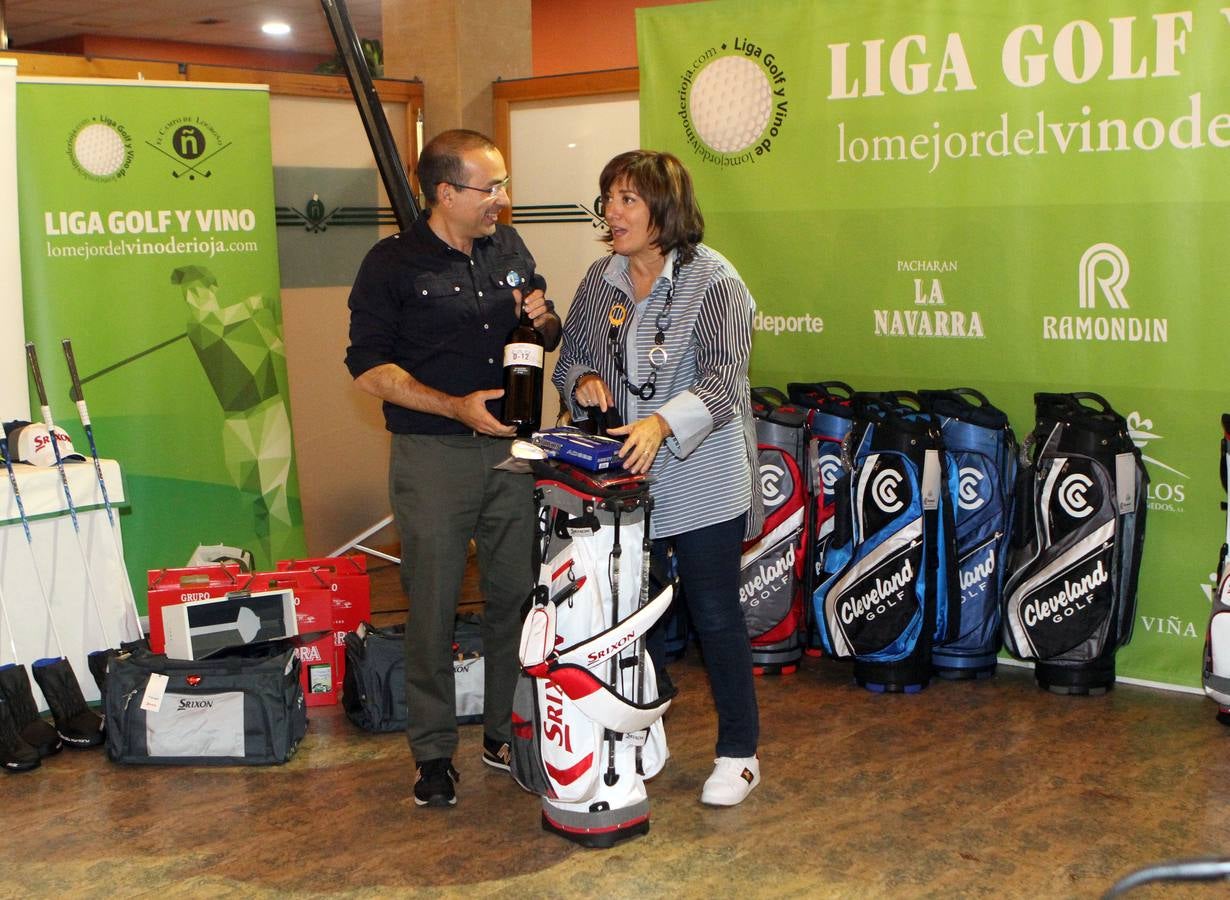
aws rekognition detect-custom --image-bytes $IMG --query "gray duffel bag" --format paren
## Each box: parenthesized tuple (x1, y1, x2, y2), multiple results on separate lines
(104, 647, 306, 765)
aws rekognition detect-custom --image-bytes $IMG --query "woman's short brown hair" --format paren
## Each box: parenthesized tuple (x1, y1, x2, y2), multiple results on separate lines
(599, 150, 704, 264)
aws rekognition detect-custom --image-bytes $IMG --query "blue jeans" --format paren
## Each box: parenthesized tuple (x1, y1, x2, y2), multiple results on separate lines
(650, 513, 759, 758)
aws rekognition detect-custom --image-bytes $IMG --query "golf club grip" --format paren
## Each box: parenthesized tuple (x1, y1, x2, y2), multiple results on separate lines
(62, 339, 85, 403)
(24, 342, 51, 409)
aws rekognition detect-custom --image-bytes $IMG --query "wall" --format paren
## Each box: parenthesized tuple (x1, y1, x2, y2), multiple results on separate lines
(530, 0, 697, 77)
(21, 35, 329, 73)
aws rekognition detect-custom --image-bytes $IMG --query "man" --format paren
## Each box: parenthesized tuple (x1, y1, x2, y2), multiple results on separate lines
(345, 129, 559, 807)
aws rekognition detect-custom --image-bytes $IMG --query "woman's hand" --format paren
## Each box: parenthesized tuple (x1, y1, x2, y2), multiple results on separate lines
(573, 372, 615, 412)
(610, 413, 671, 475)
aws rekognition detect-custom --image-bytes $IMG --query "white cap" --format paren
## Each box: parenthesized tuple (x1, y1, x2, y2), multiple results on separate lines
(9, 422, 86, 466)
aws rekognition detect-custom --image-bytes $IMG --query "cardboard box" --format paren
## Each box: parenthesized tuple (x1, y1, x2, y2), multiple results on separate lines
(248, 571, 339, 706)
(532, 428, 624, 471)
(275, 556, 372, 695)
(146, 564, 244, 654)
(162, 589, 298, 660)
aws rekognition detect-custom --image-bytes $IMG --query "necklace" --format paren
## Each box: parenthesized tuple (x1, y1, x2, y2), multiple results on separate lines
(607, 255, 681, 401)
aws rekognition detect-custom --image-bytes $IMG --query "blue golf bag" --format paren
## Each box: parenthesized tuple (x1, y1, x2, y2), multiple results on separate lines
(919, 388, 1017, 679)
(787, 381, 856, 657)
(739, 388, 808, 675)
(1002, 392, 1147, 695)
(814, 393, 960, 692)
(1203, 414, 1230, 723)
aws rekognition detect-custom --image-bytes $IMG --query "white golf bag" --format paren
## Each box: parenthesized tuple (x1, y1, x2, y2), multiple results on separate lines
(1203, 414, 1230, 721)
(511, 461, 671, 848)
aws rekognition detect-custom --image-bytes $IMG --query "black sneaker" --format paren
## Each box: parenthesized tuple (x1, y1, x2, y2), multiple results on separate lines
(414, 758, 459, 807)
(482, 735, 511, 772)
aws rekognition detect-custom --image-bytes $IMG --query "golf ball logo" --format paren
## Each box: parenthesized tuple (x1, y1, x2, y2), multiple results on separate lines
(68, 117, 133, 181)
(676, 37, 790, 167)
(690, 56, 771, 154)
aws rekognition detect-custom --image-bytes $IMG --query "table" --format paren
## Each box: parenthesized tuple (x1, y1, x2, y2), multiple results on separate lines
(0, 458, 137, 705)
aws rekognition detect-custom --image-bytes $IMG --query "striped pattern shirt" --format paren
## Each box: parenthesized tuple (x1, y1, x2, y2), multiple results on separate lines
(553, 244, 764, 540)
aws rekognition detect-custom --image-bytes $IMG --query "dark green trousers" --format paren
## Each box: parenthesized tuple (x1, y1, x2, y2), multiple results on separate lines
(389, 433, 535, 764)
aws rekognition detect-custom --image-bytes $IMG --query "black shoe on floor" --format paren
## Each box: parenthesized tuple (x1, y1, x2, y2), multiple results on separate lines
(482, 735, 511, 772)
(414, 758, 459, 807)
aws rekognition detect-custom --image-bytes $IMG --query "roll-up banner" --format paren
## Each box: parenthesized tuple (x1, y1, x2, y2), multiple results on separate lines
(16, 77, 307, 600)
(0, 60, 28, 419)
(638, 0, 1230, 689)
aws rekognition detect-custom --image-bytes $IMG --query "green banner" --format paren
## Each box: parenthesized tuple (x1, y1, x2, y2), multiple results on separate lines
(639, 0, 1230, 689)
(17, 78, 306, 600)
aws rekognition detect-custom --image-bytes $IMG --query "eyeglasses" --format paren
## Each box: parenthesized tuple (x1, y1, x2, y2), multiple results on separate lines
(447, 176, 511, 200)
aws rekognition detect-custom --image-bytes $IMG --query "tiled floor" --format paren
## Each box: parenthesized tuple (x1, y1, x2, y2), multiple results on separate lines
(4, 561, 1228, 898)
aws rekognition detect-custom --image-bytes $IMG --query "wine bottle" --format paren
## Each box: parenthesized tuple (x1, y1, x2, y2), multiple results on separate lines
(501, 305, 544, 434)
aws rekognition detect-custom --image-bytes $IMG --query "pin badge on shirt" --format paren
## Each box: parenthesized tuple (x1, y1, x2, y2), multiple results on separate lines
(506, 270, 523, 287)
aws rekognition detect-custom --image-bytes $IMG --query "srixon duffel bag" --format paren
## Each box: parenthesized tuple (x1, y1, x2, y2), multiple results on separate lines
(1002, 392, 1147, 695)
(104, 647, 306, 765)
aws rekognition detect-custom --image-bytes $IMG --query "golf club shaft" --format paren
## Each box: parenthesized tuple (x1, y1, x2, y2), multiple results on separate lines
(62, 339, 143, 641)
(0, 437, 69, 657)
(24, 342, 117, 650)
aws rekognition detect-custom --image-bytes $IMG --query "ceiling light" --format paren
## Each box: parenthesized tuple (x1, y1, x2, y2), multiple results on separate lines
(261, 22, 292, 36)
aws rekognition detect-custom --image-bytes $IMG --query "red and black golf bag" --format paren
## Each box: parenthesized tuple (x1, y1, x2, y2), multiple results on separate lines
(787, 381, 856, 656)
(1002, 392, 1147, 695)
(739, 388, 808, 674)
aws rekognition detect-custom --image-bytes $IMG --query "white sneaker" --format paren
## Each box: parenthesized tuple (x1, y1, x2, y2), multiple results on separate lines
(700, 756, 760, 806)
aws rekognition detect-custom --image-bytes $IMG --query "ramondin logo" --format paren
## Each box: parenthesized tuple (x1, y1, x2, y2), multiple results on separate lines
(1127, 410, 1188, 514)
(1057, 472, 1094, 519)
(1042, 242, 1168, 342)
(871, 468, 904, 513)
(677, 37, 789, 167)
(957, 467, 987, 511)
(147, 116, 233, 181)
(67, 116, 134, 181)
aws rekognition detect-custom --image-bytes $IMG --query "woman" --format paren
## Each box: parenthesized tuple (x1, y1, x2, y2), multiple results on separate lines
(553, 149, 764, 807)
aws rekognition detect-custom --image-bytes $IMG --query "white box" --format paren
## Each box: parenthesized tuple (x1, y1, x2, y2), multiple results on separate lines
(162, 589, 299, 660)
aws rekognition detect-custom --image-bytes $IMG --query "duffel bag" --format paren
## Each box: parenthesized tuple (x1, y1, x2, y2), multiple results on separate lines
(104, 647, 306, 765)
(342, 619, 484, 732)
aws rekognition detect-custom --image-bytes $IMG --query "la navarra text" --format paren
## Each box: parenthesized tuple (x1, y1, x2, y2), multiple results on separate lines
(45, 208, 257, 236)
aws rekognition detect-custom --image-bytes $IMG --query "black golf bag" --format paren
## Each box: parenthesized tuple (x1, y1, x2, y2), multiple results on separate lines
(919, 389, 1018, 679)
(787, 381, 856, 655)
(511, 460, 671, 849)
(1201, 415, 1230, 722)
(814, 393, 960, 692)
(1002, 392, 1147, 694)
(739, 388, 808, 674)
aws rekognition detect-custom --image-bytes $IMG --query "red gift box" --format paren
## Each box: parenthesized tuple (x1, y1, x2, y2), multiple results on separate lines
(146, 564, 244, 654)
(276, 556, 372, 695)
(242, 571, 336, 707)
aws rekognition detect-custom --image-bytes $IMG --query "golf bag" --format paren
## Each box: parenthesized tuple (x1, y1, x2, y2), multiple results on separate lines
(1203, 414, 1230, 722)
(1002, 392, 1147, 694)
(511, 460, 671, 848)
(739, 388, 808, 674)
(788, 381, 856, 655)
(813, 392, 960, 692)
(920, 388, 1018, 678)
